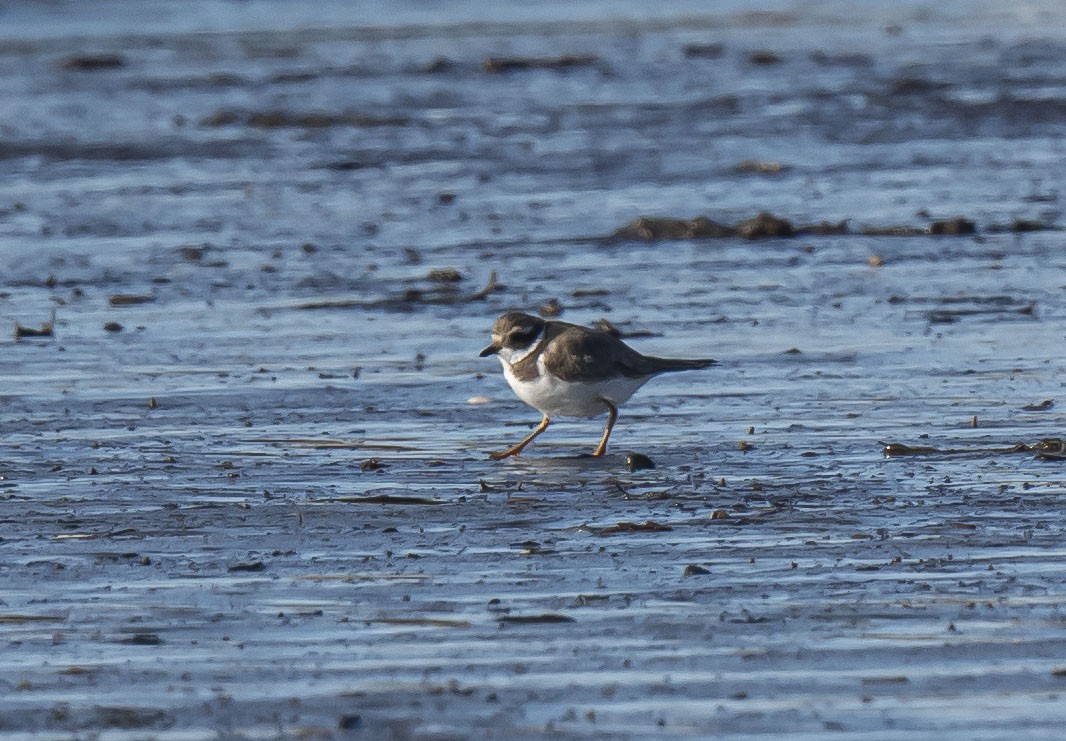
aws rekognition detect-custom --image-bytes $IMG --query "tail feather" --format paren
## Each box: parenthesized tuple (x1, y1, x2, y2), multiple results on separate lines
(643, 356, 716, 374)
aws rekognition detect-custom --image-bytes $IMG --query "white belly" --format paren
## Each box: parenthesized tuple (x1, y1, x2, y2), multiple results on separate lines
(500, 357, 648, 418)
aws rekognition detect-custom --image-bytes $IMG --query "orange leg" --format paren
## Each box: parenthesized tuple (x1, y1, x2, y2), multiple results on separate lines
(489, 414, 551, 460)
(591, 400, 618, 457)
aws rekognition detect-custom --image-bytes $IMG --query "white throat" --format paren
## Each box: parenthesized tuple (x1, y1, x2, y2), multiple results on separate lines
(496, 332, 544, 367)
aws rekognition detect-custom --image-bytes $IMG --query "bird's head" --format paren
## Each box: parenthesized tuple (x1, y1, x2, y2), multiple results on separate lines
(479, 311, 546, 362)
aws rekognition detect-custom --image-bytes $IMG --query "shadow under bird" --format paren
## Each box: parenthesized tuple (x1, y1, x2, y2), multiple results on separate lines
(479, 311, 716, 459)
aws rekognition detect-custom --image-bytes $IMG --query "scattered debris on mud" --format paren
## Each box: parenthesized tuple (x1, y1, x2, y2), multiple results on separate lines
(482, 54, 599, 73)
(14, 309, 56, 340)
(293, 271, 500, 310)
(609, 213, 1054, 242)
(881, 438, 1066, 459)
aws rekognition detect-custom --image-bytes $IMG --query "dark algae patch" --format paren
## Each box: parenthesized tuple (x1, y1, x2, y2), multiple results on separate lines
(611, 215, 736, 241)
(610, 212, 1010, 242)
(736, 211, 795, 239)
(881, 438, 1066, 459)
(482, 54, 599, 73)
(13, 310, 55, 340)
(59, 53, 126, 71)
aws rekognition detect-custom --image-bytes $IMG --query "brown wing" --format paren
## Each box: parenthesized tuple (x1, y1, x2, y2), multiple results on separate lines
(541, 323, 655, 381)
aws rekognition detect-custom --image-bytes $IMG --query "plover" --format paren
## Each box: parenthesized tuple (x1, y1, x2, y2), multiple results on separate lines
(479, 311, 715, 458)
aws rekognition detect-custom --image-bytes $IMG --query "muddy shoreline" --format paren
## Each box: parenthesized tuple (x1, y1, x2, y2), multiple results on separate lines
(4, 1, 1066, 738)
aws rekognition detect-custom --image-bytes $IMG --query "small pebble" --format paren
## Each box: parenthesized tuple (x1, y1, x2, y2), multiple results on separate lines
(626, 452, 655, 471)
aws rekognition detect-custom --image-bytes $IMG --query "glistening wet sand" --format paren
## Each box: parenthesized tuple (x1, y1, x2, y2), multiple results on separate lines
(3, 1, 1066, 738)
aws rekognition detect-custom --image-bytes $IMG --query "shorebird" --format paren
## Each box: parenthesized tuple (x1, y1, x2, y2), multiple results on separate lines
(479, 311, 715, 458)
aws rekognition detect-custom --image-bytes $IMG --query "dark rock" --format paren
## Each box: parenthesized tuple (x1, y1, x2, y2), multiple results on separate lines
(626, 453, 655, 471)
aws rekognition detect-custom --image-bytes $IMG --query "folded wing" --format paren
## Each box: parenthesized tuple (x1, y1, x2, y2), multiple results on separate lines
(544, 324, 714, 382)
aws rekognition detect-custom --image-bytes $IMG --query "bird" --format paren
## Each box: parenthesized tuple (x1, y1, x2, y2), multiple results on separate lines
(479, 311, 715, 459)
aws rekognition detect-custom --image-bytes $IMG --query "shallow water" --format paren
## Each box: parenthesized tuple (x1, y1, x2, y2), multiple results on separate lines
(3, 1, 1066, 738)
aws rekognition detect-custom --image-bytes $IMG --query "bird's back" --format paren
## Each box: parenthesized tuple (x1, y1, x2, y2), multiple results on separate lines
(542, 321, 715, 381)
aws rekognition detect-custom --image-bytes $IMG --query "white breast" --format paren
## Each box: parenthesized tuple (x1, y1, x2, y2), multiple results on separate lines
(499, 354, 649, 419)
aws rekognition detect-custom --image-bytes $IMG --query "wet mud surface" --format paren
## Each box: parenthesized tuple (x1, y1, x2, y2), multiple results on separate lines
(4, 1, 1066, 738)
